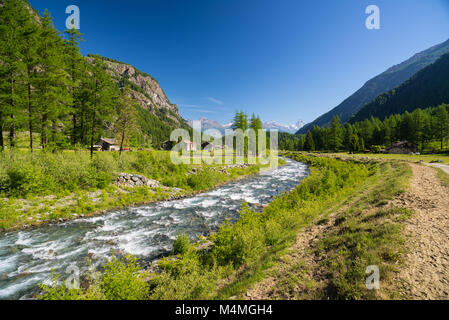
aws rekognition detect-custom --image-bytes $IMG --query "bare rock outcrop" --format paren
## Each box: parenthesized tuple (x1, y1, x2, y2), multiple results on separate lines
(116, 173, 161, 188)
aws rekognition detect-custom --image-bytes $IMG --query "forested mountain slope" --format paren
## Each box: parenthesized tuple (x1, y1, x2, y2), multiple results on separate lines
(91, 55, 190, 147)
(350, 53, 449, 123)
(0, 0, 187, 150)
(297, 38, 449, 134)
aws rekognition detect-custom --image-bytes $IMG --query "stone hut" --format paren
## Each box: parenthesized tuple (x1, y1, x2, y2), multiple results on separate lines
(384, 141, 418, 154)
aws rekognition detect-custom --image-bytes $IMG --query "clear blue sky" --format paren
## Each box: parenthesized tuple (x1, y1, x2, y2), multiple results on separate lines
(29, 0, 449, 125)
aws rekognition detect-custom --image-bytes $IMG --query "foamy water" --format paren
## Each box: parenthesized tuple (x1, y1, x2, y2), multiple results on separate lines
(0, 158, 308, 299)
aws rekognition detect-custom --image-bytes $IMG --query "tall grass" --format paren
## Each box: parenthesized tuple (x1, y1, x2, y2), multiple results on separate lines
(39, 153, 373, 300)
(0, 150, 262, 198)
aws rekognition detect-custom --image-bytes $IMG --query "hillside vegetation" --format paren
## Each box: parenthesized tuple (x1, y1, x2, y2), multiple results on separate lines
(351, 53, 449, 123)
(298, 38, 449, 133)
(0, 150, 264, 231)
(0, 0, 186, 152)
(38, 153, 408, 300)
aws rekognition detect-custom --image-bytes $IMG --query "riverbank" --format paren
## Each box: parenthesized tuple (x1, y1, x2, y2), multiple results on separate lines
(0, 157, 301, 300)
(37, 153, 375, 300)
(245, 154, 413, 299)
(0, 150, 278, 233)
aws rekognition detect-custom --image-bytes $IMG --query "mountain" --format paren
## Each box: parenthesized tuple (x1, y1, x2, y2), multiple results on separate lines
(91, 55, 190, 146)
(188, 118, 304, 134)
(350, 52, 449, 122)
(263, 120, 304, 133)
(297, 38, 449, 134)
(5, 0, 188, 149)
(187, 117, 232, 134)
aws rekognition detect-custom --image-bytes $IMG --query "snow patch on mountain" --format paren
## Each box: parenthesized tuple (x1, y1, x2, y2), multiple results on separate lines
(187, 118, 304, 134)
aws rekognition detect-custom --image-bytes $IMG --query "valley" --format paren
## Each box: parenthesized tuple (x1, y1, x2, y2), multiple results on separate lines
(1, 0, 449, 303)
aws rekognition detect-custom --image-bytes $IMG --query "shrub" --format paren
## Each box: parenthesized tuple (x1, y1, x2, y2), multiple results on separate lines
(100, 256, 149, 300)
(173, 233, 191, 255)
(211, 203, 265, 267)
(38, 255, 149, 300)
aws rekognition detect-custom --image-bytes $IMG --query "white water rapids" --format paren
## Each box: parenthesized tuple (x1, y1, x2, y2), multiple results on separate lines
(0, 158, 308, 299)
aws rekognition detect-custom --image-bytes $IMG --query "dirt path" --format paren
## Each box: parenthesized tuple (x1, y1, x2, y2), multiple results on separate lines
(427, 162, 449, 175)
(393, 164, 449, 299)
(245, 163, 449, 300)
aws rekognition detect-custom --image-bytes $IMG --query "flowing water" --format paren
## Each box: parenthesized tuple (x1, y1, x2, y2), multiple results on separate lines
(0, 158, 308, 299)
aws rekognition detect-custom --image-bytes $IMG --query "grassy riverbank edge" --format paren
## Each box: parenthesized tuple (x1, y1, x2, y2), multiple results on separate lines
(37, 153, 416, 300)
(38, 153, 379, 300)
(1, 158, 281, 233)
(249, 155, 414, 299)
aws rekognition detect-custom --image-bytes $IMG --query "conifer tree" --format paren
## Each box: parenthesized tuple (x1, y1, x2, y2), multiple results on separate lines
(64, 27, 84, 144)
(18, 3, 40, 151)
(249, 113, 263, 155)
(0, 0, 25, 149)
(435, 104, 449, 151)
(87, 56, 117, 158)
(328, 116, 343, 151)
(114, 87, 138, 155)
(304, 131, 315, 151)
(36, 10, 71, 149)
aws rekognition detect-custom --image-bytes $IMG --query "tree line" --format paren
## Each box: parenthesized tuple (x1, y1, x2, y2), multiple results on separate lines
(279, 104, 449, 153)
(0, 0, 138, 155)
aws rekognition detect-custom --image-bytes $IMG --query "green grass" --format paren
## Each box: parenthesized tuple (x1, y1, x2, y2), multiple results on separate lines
(38, 153, 376, 300)
(0, 150, 268, 231)
(330, 152, 449, 165)
(435, 168, 449, 188)
(313, 161, 413, 299)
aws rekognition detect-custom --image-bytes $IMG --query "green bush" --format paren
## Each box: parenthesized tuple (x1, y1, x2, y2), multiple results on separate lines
(38, 256, 149, 300)
(211, 203, 265, 267)
(100, 256, 149, 300)
(173, 233, 191, 255)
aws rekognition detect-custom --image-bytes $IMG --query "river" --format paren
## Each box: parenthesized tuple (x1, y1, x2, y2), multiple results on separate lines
(0, 158, 308, 299)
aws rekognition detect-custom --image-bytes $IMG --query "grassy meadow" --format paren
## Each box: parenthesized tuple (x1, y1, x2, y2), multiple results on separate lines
(327, 152, 449, 165)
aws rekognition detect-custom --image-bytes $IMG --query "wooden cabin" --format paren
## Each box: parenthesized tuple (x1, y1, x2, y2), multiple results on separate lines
(98, 138, 120, 151)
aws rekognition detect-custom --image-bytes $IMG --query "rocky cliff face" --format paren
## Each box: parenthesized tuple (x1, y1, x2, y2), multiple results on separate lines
(90, 56, 186, 128)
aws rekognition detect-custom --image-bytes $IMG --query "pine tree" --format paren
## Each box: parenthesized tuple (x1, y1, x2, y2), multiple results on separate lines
(232, 111, 248, 131)
(359, 137, 365, 152)
(87, 56, 117, 158)
(435, 104, 449, 151)
(349, 134, 359, 153)
(64, 27, 84, 144)
(0, 0, 25, 149)
(328, 116, 343, 151)
(35, 10, 71, 150)
(304, 131, 315, 151)
(18, 4, 40, 151)
(249, 113, 263, 155)
(114, 87, 138, 155)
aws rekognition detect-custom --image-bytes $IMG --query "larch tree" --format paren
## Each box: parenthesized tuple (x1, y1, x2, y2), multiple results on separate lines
(87, 56, 117, 159)
(64, 27, 84, 144)
(18, 4, 40, 151)
(435, 104, 449, 151)
(304, 131, 315, 151)
(114, 87, 138, 155)
(328, 116, 343, 152)
(0, 0, 26, 149)
(35, 10, 71, 150)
